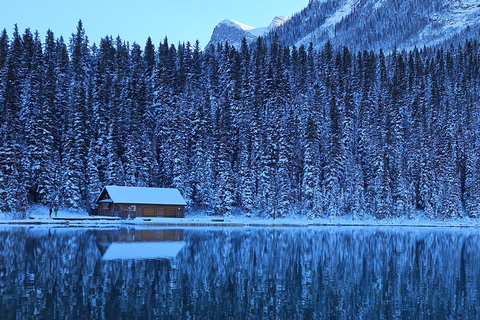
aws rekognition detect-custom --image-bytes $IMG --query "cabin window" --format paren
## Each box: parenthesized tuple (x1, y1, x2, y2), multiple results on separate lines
(103, 203, 109, 210)
(131, 206, 136, 212)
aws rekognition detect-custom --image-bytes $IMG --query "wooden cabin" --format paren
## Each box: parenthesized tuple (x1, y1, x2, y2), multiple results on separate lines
(95, 186, 187, 218)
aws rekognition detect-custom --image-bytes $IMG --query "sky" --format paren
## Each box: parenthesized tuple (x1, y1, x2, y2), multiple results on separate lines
(1, 0, 308, 50)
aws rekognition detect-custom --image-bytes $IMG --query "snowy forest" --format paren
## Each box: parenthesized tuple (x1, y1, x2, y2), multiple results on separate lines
(1, 20, 480, 219)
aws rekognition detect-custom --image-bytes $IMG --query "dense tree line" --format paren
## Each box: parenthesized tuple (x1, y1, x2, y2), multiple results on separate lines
(1, 21, 480, 219)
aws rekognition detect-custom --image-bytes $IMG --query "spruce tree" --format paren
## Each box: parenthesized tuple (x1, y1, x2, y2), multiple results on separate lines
(22, 31, 47, 204)
(63, 20, 89, 208)
(0, 25, 28, 211)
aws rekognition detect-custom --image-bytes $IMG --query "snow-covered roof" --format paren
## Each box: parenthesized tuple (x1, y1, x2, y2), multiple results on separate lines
(97, 186, 187, 206)
(102, 241, 185, 260)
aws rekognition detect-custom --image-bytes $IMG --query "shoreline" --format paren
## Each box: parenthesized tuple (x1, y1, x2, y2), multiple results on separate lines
(1, 205, 479, 228)
(0, 215, 479, 229)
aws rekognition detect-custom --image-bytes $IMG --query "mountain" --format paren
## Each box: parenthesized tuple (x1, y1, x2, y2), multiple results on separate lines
(260, 0, 480, 52)
(207, 16, 290, 49)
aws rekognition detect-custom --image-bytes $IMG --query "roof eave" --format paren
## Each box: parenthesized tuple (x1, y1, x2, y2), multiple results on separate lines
(112, 202, 187, 206)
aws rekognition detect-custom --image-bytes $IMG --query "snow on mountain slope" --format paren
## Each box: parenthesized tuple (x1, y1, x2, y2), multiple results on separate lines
(294, 0, 363, 48)
(221, 19, 255, 32)
(268, 16, 291, 29)
(207, 16, 290, 49)
(207, 19, 256, 49)
(413, 0, 480, 48)
(266, 0, 480, 53)
(312, 0, 360, 38)
(208, 0, 480, 52)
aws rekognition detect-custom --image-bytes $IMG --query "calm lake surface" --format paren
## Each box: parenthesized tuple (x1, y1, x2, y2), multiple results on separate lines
(1, 226, 479, 319)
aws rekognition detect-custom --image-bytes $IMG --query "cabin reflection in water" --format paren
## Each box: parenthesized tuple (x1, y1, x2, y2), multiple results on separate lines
(96, 229, 185, 260)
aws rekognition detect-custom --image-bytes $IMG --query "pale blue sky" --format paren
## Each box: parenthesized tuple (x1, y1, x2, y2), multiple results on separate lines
(1, 0, 308, 49)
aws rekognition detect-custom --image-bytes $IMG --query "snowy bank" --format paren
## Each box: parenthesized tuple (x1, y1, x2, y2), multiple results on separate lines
(0, 205, 479, 228)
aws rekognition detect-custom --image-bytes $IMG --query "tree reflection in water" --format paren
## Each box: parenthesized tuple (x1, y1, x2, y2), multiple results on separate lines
(0, 227, 479, 319)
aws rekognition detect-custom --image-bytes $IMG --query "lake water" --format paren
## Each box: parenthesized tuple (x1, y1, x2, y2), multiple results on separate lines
(1, 226, 479, 319)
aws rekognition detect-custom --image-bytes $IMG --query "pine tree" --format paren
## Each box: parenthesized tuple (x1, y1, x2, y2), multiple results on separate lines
(171, 98, 191, 205)
(388, 51, 410, 217)
(0, 29, 8, 69)
(373, 49, 392, 218)
(190, 93, 212, 210)
(63, 20, 90, 208)
(465, 113, 480, 217)
(22, 31, 48, 204)
(214, 92, 235, 216)
(323, 53, 344, 217)
(86, 140, 100, 210)
(0, 25, 28, 211)
(37, 30, 60, 206)
(153, 37, 176, 188)
(302, 115, 319, 217)
(91, 36, 115, 184)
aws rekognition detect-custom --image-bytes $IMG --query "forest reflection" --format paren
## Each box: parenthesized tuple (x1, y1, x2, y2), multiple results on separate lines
(0, 227, 479, 319)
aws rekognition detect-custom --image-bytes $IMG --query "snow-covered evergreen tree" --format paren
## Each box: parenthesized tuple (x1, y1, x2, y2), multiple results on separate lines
(0, 25, 28, 211)
(62, 20, 89, 208)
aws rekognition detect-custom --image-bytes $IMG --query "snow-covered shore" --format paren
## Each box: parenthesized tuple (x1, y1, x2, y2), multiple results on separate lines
(1, 205, 480, 228)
